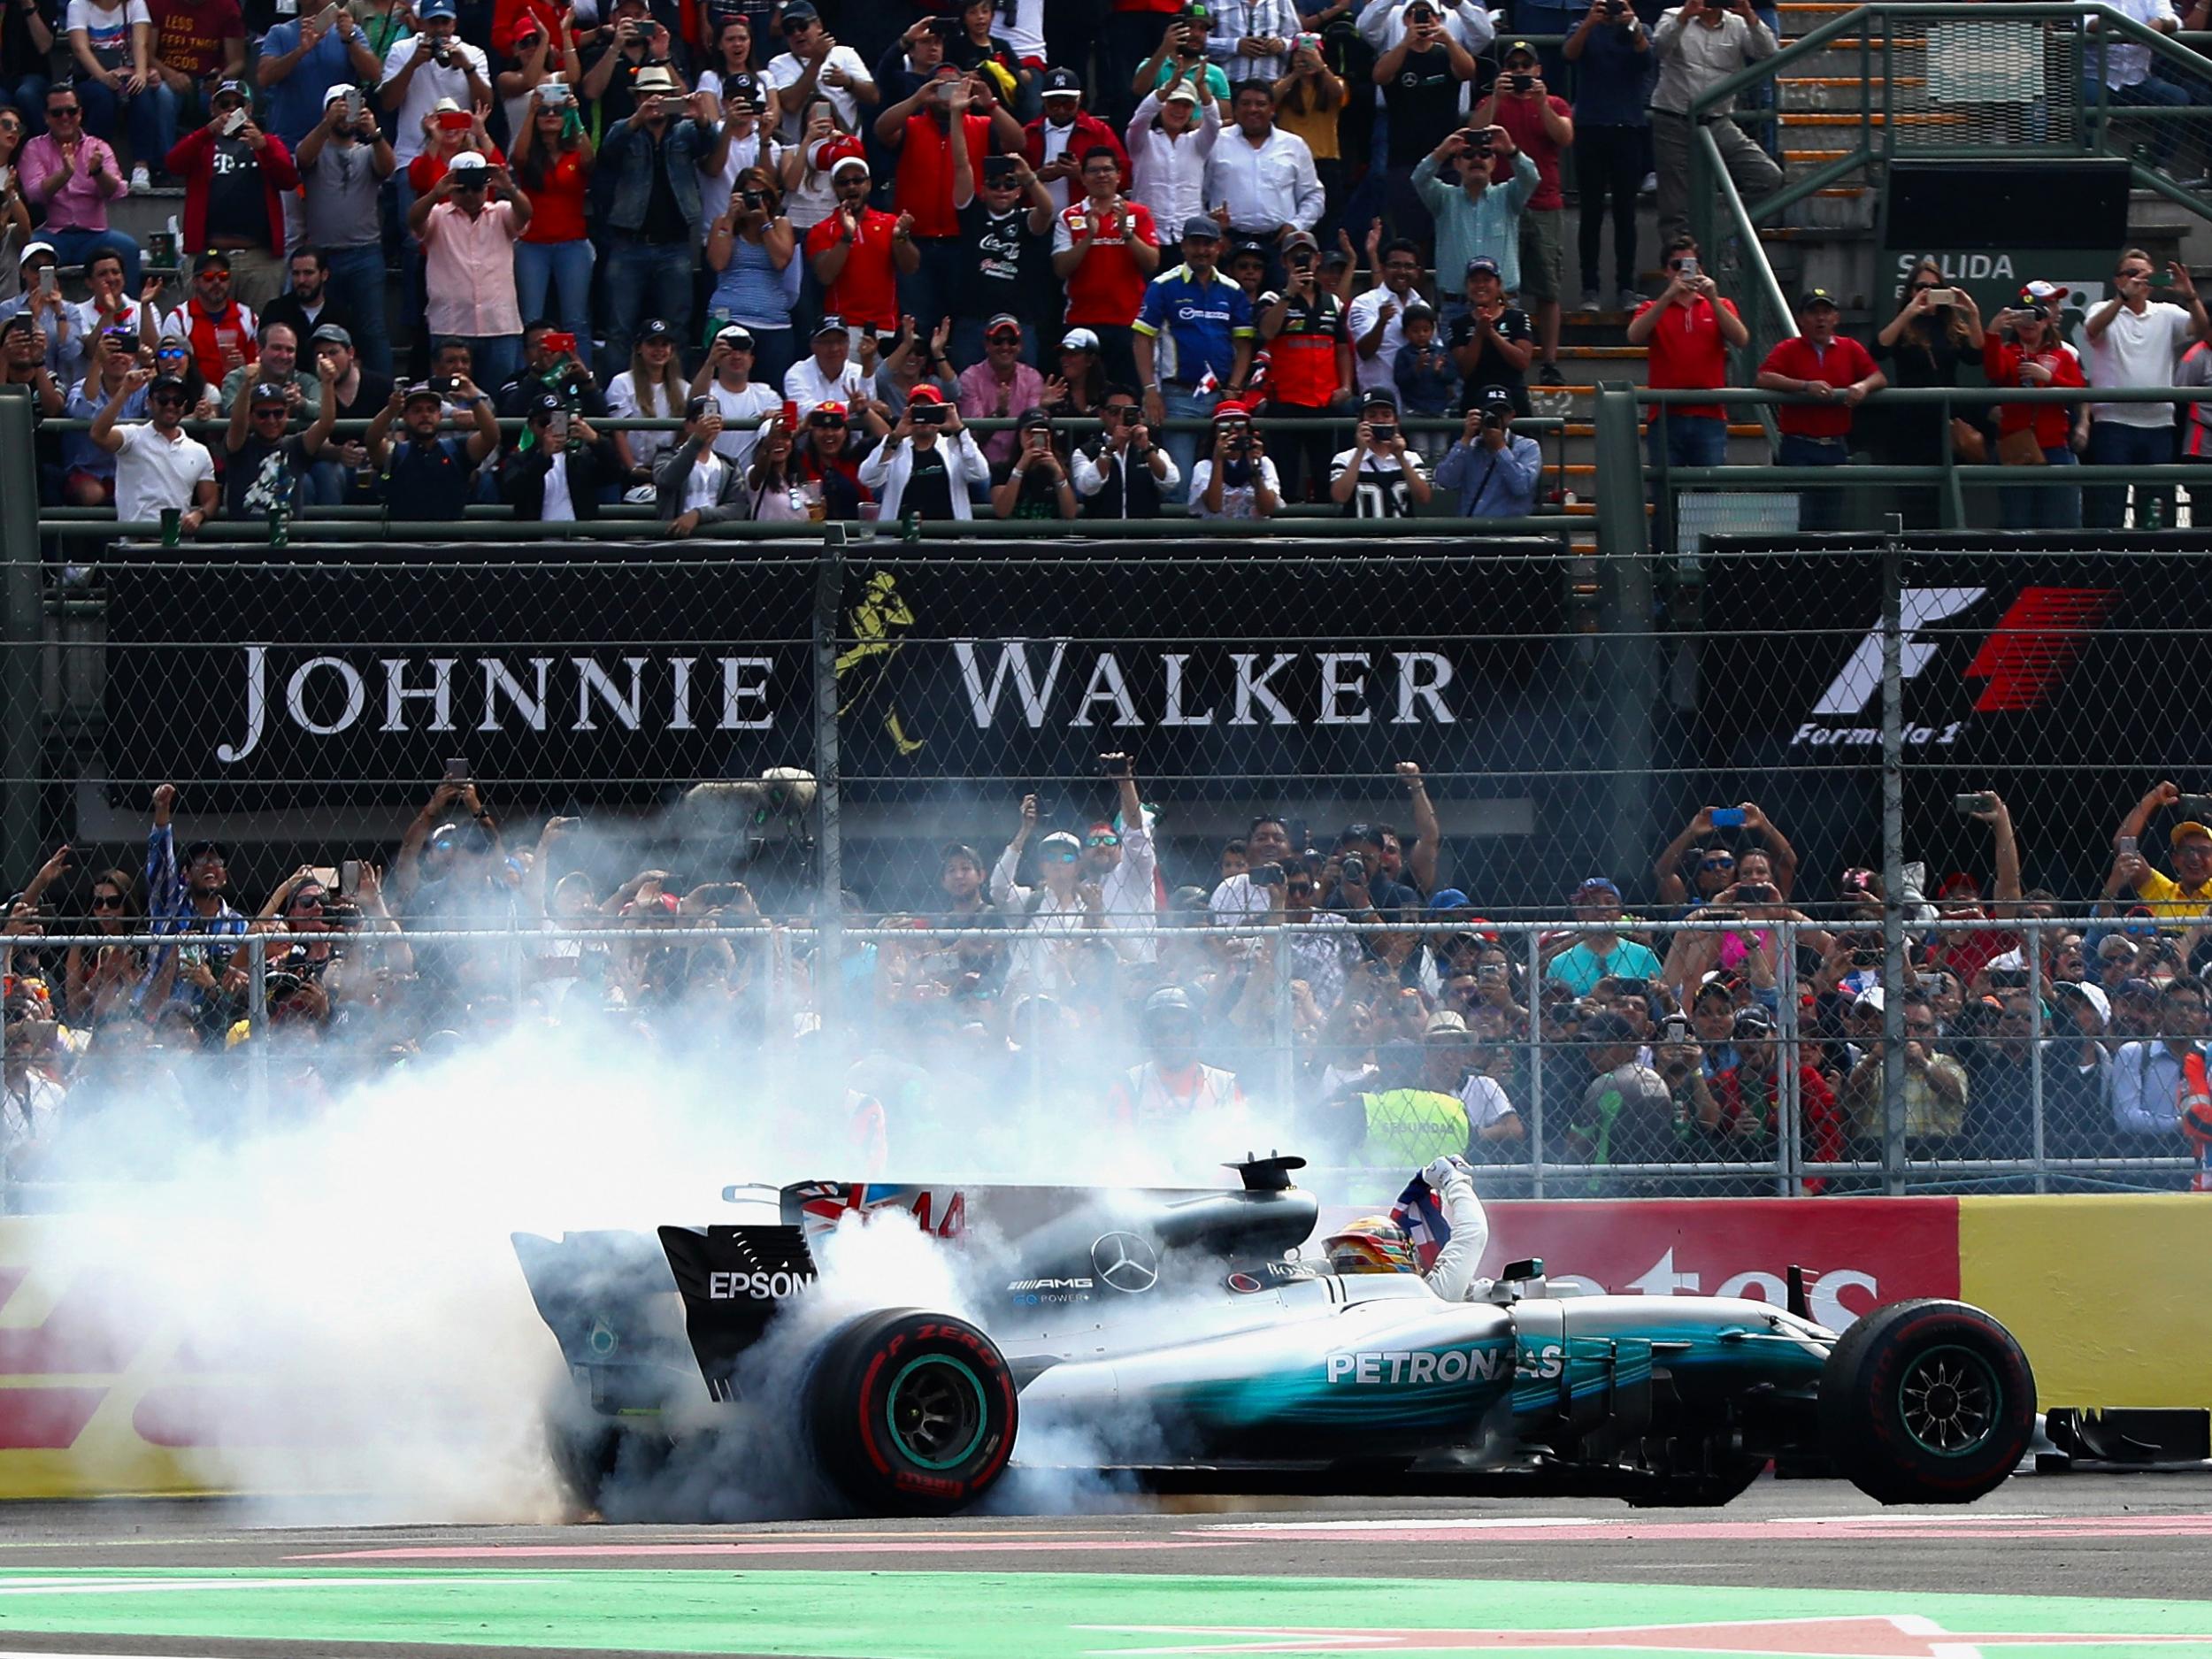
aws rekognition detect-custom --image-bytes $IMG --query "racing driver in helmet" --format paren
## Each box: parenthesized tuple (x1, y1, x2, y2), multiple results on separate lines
(1324, 1156, 1491, 1302)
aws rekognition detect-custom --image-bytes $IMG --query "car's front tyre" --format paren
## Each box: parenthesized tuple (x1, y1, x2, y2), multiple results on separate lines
(1818, 1298, 2035, 1505)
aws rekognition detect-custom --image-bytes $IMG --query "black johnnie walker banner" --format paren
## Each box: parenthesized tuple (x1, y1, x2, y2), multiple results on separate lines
(100, 540, 1576, 811)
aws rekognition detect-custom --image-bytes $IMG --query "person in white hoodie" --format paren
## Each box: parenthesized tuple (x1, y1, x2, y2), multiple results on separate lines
(856, 381, 989, 519)
(1125, 72, 1220, 233)
(1323, 1156, 1492, 1302)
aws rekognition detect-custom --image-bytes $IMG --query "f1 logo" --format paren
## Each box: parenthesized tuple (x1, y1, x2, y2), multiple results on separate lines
(1810, 588, 1985, 717)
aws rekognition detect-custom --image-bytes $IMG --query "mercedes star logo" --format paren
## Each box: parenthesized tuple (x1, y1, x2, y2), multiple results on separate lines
(1090, 1231, 1160, 1294)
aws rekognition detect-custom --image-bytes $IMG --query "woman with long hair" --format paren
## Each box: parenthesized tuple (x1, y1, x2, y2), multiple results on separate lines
(509, 83, 595, 347)
(745, 409, 812, 521)
(1984, 283, 2087, 531)
(607, 318, 689, 487)
(705, 165, 797, 387)
(1872, 257, 1985, 526)
(64, 864, 143, 1025)
(1048, 328, 1108, 418)
(697, 14, 778, 127)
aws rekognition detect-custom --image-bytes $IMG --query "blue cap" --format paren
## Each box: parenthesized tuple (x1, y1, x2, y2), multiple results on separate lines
(419, 0, 457, 18)
(1573, 876, 1622, 900)
(1427, 888, 1472, 911)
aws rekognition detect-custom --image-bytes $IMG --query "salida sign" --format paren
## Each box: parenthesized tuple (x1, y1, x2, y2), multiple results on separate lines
(102, 541, 1569, 807)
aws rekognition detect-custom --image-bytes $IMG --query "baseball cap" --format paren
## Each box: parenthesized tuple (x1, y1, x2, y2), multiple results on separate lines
(829, 151, 871, 180)
(1228, 237, 1269, 264)
(1504, 38, 1538, 58)
(1016, 404, 1055, 433)
(907, 382, 948, 406)
(1428, 888, 1472, 910)
(1163, 79, 1201, 104)
(684, 393, 718, 421)
(16, 241, 55, 269)
(211, 77, 248, 102)
(2053, 980, 2112, 1027)
(147, 372, 188, 398)
(447, 150, 488, 173)
(307, 322, 353, 349)
(531, 390, 565, 416)
(1041, 65, 1082, 96)
(1732, 1005, 1776, 1039)
(1798, 287, 1840, 311)
(1060, 326, 1101, 351)
(1476, 383, 1517, 414)
(810, 399, 849, 421)
(193, 249, 233, 273)
(418, 0, 457, 17)
(1210, 400, 1250, 423)
(1465, 254, 1502, 281)
(249, 381, 291, 408)
(322, 83, 355, 106)
(1572, 875, 1621, 900)
(715, 322, 756, 348)
(639, 318, 676, 343)
(721, 73, 765, 109)
(2021, 280, 2070, 306)
(402, 380, 443, 403)
(1425, 1009, 1470, 1037)
(1282, 228, 1318, 253)
(1361, 386, 1400, 411)
(780, 0, 818, 22)
(810, 314, 847, 339)
(1040, 830, 1082, 854)
(984, 311, 1024, 336)
(1180, 213, 1224, 242)
(2173, 820, 2212, 845)
(1851, 985, 1886, 1015)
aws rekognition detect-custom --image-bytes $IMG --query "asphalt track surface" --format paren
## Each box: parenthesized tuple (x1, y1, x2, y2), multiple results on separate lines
(1, 1475, 2209, 1659)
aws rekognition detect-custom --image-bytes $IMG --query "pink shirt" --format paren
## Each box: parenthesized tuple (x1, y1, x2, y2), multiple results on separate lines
(955, 359, 1047, 466)
(419, 199, 522, 338)
(16, 134, 128, 233)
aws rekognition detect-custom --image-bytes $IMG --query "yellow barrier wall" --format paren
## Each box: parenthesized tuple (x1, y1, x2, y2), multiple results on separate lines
(1959, 1194, 2212, 1410)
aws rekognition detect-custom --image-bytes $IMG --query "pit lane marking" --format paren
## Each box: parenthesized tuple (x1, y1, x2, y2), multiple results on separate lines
(0, 1577, 567, 1595)
(1188, 1514, 2212, 1544)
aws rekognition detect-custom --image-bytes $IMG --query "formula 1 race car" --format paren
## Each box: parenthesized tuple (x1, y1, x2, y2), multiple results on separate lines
(512, 1156, 2036, 1518)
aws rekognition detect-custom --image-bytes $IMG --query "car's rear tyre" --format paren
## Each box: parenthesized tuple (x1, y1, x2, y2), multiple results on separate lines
(1819, 1298, 2035, 1505)
(544, 1412, 672, 1518)
(805, 1308, 1018, 1517)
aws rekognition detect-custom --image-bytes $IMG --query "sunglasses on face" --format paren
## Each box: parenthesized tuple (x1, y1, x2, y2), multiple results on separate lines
(1700, 857, 1734, 871)
(1042, 849, 1080, 863)
(1086, 833, 1119, 848)
(90, 892, 123, 909)
(47, 106, 80, 119)
(150, 393, 188, 407)
(987, 331, 1021, 343)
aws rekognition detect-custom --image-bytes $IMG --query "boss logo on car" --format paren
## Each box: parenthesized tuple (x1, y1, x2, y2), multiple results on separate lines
(706, 1269, 815, 1300)
(1324, 1344, 1516, 1385)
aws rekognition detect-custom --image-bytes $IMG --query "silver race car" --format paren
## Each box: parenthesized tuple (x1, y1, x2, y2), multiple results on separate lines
(513, 1156, 2036, 1517)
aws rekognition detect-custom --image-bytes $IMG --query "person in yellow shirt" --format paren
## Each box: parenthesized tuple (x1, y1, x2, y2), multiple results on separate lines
(2106, 780, 2212, 924)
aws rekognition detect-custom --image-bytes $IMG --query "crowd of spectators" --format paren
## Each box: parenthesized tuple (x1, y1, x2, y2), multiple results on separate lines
(7, 760, 2211, 1197)
(0, 1, 2207, 531)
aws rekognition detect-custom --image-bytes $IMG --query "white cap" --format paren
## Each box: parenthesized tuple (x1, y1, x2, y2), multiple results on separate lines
(447, 150, 488, 172)
(18, 241, 57, 269)
(1850, 985, 1885, 1015)
(1060, 326, 1101, 351)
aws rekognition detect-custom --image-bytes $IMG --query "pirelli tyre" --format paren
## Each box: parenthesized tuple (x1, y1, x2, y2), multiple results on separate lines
(1818, 1298, 2036, 1505)
(804, 1308, 1018, 1517)
(544, 1411, 673, 1519)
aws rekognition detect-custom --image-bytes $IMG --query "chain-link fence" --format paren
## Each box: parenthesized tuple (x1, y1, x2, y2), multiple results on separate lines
(6, 535, 2212, 1204)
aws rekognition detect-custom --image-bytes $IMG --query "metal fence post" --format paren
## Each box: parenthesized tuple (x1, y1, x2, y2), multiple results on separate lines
(813, 526, 847, 1037)
(246, 933, 269, 1134)
(1594, 385, 1656, 900)
(1525, 926, 1546, 1200)
(1777, 918, 1802, 1195)
(1879, 526, 1909, 1194)
(0, 388, 43, 889)
(2029, 917, 2047, 1194)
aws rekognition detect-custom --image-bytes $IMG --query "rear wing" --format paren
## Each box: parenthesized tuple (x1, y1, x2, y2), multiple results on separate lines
(657, 1224, 819, 1400)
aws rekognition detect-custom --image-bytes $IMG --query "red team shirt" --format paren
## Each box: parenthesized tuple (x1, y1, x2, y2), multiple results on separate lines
(803, 206, 904, 332)
(1055, 198, 1157, 329)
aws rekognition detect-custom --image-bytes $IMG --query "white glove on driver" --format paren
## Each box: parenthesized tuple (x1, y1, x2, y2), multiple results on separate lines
(1423, 1156, 1468, 1190)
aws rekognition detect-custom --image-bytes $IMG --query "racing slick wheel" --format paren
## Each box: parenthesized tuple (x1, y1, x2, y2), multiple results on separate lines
(1817, 1298, 2036, 1505)
(805, 1308, 1018, 1517)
